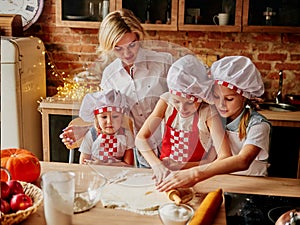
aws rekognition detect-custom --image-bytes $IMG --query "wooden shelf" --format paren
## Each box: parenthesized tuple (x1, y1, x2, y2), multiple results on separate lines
(242, 25, 300, 33)
(115, 0, 178, 31)
(55, 0, 300, 32)
(56, 0, 116, 29)
(242, 0, 300, 33)
(178, 0, 242, 32)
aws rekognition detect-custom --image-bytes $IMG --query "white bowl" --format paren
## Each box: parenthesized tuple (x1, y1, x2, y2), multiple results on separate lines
(73, 171, 107, 213)
(158, 203, 194, 225)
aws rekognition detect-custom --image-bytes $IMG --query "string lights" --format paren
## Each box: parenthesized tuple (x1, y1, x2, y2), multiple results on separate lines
(42, 48, 101, 103)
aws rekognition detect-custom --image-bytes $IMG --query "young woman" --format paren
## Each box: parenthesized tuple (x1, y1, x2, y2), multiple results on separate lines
(135, 55, 231, 184)
(156, 56, 271, 191)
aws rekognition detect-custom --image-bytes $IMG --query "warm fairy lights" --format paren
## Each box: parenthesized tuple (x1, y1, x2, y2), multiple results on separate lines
(42, 49, 101, 103)
(56, 80, 101, 102)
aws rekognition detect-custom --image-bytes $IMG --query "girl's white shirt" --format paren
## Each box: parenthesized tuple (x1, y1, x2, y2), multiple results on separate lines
(226, 109, 271, 176)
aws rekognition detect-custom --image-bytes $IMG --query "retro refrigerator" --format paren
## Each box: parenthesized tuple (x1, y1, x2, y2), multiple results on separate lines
(1, 36, 46, 159)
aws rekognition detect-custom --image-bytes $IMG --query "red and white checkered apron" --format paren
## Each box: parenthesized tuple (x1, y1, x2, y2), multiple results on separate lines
(160, 108, 205, 162)
(97, 133, 118, 161)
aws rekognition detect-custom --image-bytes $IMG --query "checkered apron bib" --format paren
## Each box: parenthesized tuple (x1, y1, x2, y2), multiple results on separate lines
(97, 133, 118, 161)
(160, 108, 205, 162)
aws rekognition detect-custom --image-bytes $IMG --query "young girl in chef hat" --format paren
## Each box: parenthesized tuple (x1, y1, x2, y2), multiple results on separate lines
(210, 56, 271, 176)
(135, 54, 231, 184)
(155, 56, 272, 193)
(78, 89, 135, 166)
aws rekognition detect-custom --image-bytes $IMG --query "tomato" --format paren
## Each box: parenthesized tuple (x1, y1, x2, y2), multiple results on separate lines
(1, 148, 41, 183)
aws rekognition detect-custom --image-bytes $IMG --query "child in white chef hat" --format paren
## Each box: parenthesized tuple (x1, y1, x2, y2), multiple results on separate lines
(135, 54, 231, 184)
(210, 56, 271, 176)
(78, 89, 135, 166)
(155, 56, 272, 193)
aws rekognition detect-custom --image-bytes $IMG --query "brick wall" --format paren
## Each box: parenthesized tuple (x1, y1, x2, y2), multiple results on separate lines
(24, 0, 300, 100)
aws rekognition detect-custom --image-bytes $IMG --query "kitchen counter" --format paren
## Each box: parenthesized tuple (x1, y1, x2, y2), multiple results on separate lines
(39, 97, 300, 127)
(20, 162, 300, 225)
(259, 110, 300, 127)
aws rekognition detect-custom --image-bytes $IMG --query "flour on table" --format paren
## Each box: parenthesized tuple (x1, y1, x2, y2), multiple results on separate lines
(100, 172, 172, 215)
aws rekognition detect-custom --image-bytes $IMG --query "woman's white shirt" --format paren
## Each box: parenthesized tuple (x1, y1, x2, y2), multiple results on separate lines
(101, 48, 173, 145)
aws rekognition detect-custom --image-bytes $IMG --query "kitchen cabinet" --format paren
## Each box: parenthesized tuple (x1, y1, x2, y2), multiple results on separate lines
(178, 0, 242, 32)
(56, 0, 116, 28)
(242, 0, 300, 33)
(115, 0, 178, 31)
(260, 110, 300, 179)
(56, 0, 300, 33)
(39, 99, 81, 162)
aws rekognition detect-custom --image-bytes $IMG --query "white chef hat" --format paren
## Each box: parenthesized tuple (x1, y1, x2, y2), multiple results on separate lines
(210, 56, 264, 99)
(79, 89, 127, 122)
(167, 54, 213, 103)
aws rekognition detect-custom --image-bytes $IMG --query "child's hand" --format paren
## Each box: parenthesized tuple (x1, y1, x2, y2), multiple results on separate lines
(60, 126, 77, 146)
(84, 158, 101, 165)
(151, 162, 171, 185)
(60, 125, 91, 147)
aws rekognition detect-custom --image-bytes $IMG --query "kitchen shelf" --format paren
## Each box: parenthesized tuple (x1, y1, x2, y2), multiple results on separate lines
(56, 0, 116, 28)
(242, 0, 300, 33)
(55, 0, 300, 33)
(178, 0, 242, 32)
(115, 0, 178, 31)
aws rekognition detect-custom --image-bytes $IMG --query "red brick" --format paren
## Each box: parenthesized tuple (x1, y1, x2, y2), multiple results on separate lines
(252, 33, 281, 42)
(255, 62, 272, 71)
(258, 53, 287, 61)
(291, 54, 300, 61)
(201, 41, 221, 49)
(275, 63, 300, 71)
(187, 31, 206, 38)
(252, 43, 269, 51)
(282, 34, 300, 44)
(222, 41, 249, 50)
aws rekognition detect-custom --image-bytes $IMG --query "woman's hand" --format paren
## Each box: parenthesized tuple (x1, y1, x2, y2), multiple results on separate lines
(156, 168, 200, 192)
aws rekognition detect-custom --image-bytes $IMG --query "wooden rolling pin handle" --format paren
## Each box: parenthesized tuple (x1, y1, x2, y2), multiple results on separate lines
(167, 189, 182, 205)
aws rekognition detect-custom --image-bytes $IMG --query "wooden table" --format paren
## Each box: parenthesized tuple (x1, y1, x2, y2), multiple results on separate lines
(21, 162, 300, 225)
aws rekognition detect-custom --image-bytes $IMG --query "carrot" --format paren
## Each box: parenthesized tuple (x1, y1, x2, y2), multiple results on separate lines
(189, 188, 223, 225)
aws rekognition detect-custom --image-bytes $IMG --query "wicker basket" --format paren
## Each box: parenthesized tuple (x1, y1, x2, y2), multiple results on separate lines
(0, 181, 43, 225)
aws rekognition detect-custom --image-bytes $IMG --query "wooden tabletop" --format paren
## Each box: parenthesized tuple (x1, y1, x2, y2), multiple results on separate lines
(20, 162, 300, 225)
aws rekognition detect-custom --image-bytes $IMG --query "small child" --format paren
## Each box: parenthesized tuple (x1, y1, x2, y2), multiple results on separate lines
(135, 54, 231, 184)
(78, 89, 134, 166)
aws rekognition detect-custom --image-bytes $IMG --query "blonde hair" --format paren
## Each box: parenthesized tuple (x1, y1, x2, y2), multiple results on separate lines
(238, 97, 261, 140)
(97, 9, 145, 62)
(238, 107, 250, 140)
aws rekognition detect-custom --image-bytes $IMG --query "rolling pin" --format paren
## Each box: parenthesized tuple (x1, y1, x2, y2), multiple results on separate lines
(167, 189, 182, 205)
(189, 188, 223, 225)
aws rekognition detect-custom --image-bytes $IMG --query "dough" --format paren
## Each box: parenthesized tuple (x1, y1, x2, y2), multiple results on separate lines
(99, 171, 195, 215)
(100, 173, 171, 215)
